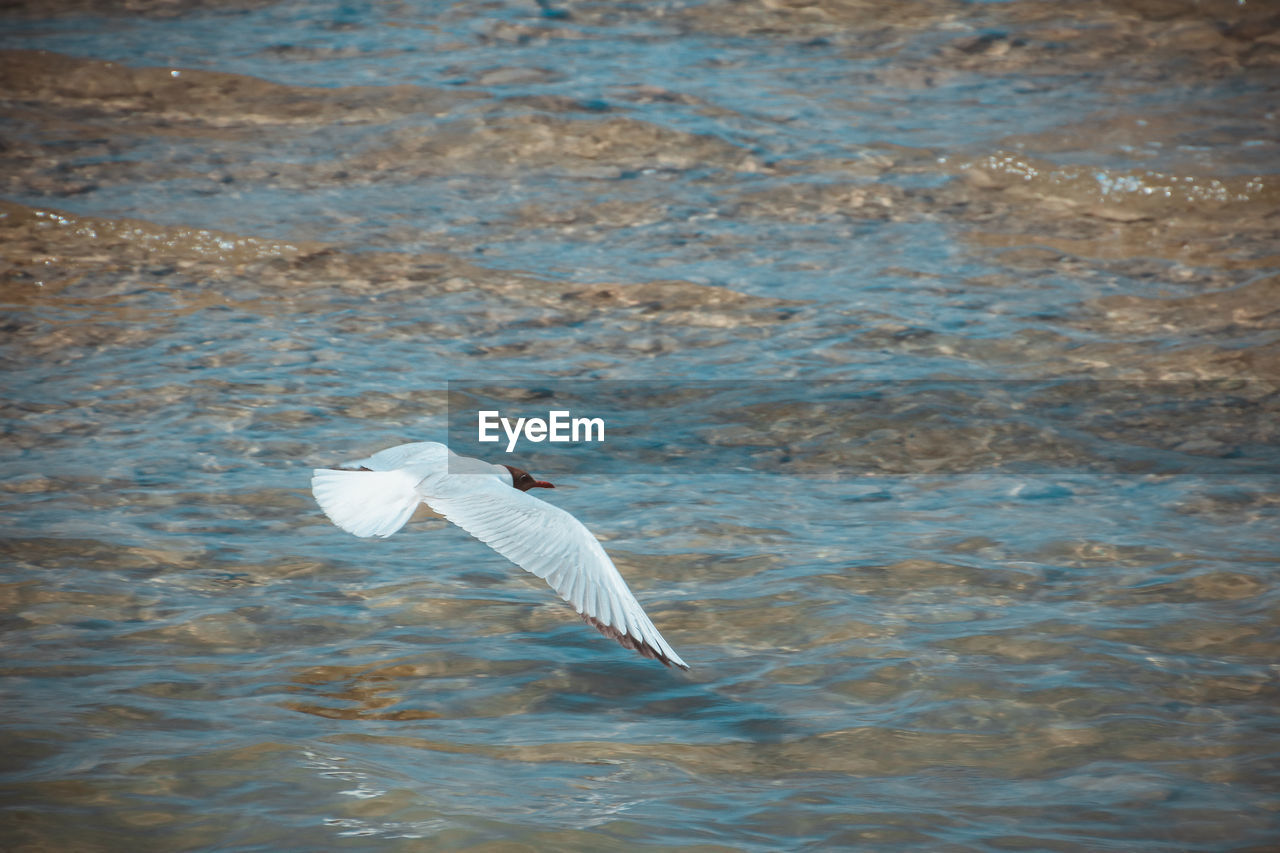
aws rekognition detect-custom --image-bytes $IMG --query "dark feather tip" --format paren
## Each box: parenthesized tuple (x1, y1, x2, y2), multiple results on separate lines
(580, 613, 689, 671)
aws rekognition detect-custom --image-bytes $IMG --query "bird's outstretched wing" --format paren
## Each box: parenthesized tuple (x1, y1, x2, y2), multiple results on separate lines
(311, 466, 421, 538)
(421, 476, 688, 670)
(310, 443, 451, 538)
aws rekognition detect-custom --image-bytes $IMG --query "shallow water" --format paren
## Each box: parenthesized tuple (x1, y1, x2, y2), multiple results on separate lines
(2, 1, 1278, 850)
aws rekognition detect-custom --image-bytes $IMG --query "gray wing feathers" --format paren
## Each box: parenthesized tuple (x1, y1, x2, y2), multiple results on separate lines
(422, 482, 687, 669)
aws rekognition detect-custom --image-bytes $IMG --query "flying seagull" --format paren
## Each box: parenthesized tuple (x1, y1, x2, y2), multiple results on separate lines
(311, 442, 688, 670)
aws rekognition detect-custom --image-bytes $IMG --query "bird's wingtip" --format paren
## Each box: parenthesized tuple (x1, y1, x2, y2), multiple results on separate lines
(580, 613, 689, 671)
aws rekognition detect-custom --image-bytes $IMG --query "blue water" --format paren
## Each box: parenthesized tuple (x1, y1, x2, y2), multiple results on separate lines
(2, 0, 1278, 850)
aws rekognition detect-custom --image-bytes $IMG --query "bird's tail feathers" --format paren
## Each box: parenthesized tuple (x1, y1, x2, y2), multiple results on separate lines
(310, 468, 420, 538)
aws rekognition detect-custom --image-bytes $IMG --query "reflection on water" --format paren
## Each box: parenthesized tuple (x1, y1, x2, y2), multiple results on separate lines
(2, 0, 1278, 850)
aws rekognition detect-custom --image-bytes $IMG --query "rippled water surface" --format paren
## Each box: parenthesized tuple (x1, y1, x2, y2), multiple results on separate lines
(2, 1, 1278, 850)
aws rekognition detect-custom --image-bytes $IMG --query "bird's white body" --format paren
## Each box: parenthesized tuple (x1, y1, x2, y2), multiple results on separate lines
(310, 442, 688, 669)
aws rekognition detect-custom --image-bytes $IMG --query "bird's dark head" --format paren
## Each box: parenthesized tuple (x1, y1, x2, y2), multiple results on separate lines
(503, 465, 555, 491)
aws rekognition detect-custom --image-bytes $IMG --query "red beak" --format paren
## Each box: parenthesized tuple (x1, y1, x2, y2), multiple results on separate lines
(533, 480, 555, 489)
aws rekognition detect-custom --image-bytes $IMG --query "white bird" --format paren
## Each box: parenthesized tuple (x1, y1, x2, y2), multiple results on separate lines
(310, 442, 689, 670)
